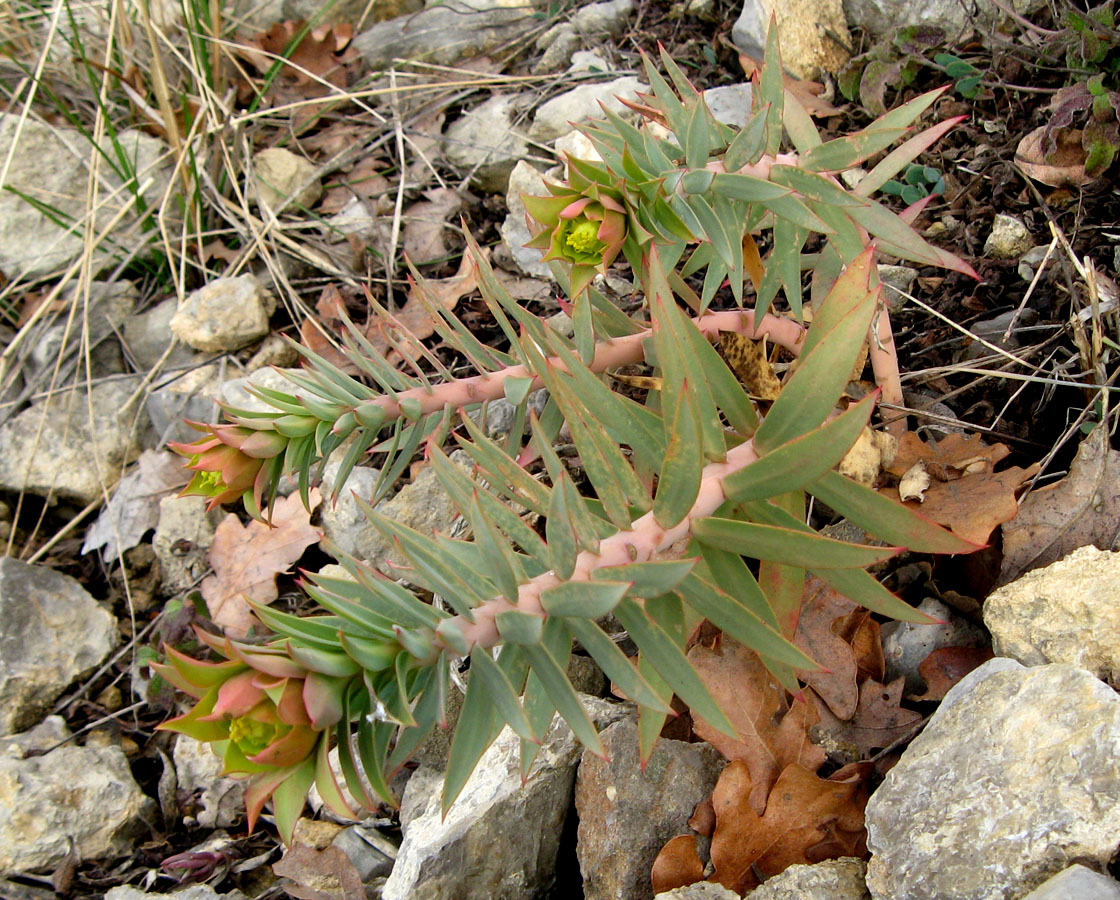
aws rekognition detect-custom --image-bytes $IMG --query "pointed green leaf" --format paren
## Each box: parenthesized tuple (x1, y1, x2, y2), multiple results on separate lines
(781, 88, 822, 151)
(653, 384, 703, 528)
(540, 580, 631, 618)
(725, 104, 770, 170)
(469, 646, 537, 743)
(522, 642, 604, 756)
(563, 616, 671, 712)
(546, 471, 599, 580)
(693, 516, 900, 569)
(443, 675, 502, 814)
(591, 559, 695, 598)
(495, 609, 546, 645)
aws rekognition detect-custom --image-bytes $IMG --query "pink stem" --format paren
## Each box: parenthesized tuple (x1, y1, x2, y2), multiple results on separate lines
(868, 303, 906, 438)
(444, 439, 761, 653)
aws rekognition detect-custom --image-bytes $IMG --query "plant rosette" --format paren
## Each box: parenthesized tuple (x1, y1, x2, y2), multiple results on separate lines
(154, 628, 354, 842)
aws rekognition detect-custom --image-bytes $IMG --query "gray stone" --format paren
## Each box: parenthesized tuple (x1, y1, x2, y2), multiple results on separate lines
(27, 281, 136, 382)
(984, 545, 1120, 688)
(218, 365, 302, 413)
(0, 740, 153, 875)
(502, 161, 555, 279)
(0, 378, 143, 504)
(383, 698, 629, 900)
(105, 886, 247, 900)
(655, 884, 739, 900)
(569, 50, 613, 73)
(252, 147, 322, 212)
(576, 718, 725, 900)
(0, 558, 118, 736)
(332, 824, 398, 882)
(354, 0, 539, 70)
(984, 214, 1034, 260)
(882, 597, 989, 695)
(571, 0, 634, 36)
(173, 734, 246, 829)
(146, 363, 223, 447)
(123, 296, 204, 371)
(443, 94, 532, 193)
(533, 23, 581, 73)
(530, 76, 648, 143)
(0, 116, 172, 280)
(1020, 865, 1120, 900)
(865, 659, 1120, 900)
(878, 265, 919, 311)
(843, 0, 1045, 40)
(170, 274, 275, 352)
(749, 858, 870, 899)
(702, 84, 754, 130)
(152, 495, 222, 595)
(324, 196, 380, 242)
(0, 716, 70, 758)
(733, 0, 851, 79)
(319, 460, 384, 562)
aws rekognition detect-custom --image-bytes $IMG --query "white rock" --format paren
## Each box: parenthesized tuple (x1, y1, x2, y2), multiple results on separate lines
(0, 716, 70, 758)
(748, 858, 870, 899)
(106, 885, 247, 900)
(383, 698, 629, 900)
(251, 147, 321, 212)
(0, 558, 117, 736)
(866, 659, 1120, 900)
(571, 0, 635, 35)
(655, 884, 740, 900)
(703, 83, 754, 129)
(171, 273, 275, 352)
(533, 23, 581, 73)
(123, 295, 205, 371)
(0, 117, 172, 279)
(324, 196, 380, 242)
(843, 0, 1045, 40)
(0, 740, 153, 875)
(530, 76, 648, 142)
(27, 281, 137, 382)
(569, 50, 613, 72)
(0, 379, 143, 504)
(984, 213, 1034, 260)
(984, 545, 1120, 688)
(443, 94, 532, 192)
(733, 0, 851, 80)
(501, 161, 555, 279)
(1019, 864, 1120, 900)
(173, 734, 246, 829)
(146, 363, 223, 447)
(554, 130, 602, 165)
(218, 365, 302, 412)
(152, 495, 221, 596)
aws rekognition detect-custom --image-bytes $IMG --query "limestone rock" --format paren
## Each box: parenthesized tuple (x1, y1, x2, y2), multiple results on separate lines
(146, 363, 223, 447)
(865, 659, 1120, 900)
(0, 740, 153, 875)
(172, 734, 246, 830)
(882, 597, 989, 695)
(354, 0, 539, 70)
(733, 0, 850, 80)
(571, 0, 635, 36)
(984, 214, 1034, 260)
(0, 378, 143, 505)
(655, 884, 740, 900)
(984, 545, 1120, 688)
(218, 366, 302, 413)
(576, 718, 725, 900)
(1019, 865, 1120, 900)
(332, 824, 398, 882)
(530, 77, 648, 143)
(533, 23, 581, 73)
(27, 280, 137, 382)
(0, 117, 171, 280)
(106, 886, 247, 900)
(878, 265, 918, 311)
(152, 496, 222, 596)
(443, 94, 532, 192)
(0, 558, 118, 736)
(501, 161, 554, 278)
(170, 273, 275, 352)
(252, 147, 321, 212)
(124, 296, 205, 372)
(703, 84, 754, 130)
(749, 858, 870, 899)
(843, 0, 1045, 40)
(382, 698, 629, 900)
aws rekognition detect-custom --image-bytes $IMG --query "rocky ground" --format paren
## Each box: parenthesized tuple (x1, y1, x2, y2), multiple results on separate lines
(0, 0, 1119, 898)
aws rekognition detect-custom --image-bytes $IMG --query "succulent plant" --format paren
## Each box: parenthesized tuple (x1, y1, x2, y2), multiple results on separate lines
(161, 23, 980, 839)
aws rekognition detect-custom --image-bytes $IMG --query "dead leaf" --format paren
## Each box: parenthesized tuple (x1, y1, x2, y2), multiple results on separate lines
(833, 608, 885, 685)
(881, 432, 1036, 546)
(236, 20, 359, 99)
(737, 51, 844, 117)
(82, 450, 191, 562)
(709, 761, 867, 893)
(898, 460, 931, 502)
(320, 156, 394, 215)
(837, 427, 891, 487)
(273, 842, 365, 900)
(793, 578, 859, 720)
(910, 646, 994, 702)
(1000, 427, 1120, 584)
(1016, 125, 1094, 186)
(689, 796, 717, 837)
(688, 639, 826, 814)
(718, 331, 781, 401)
(201, 489, 321, 637)
(650, 834, 705, 896)
(402, 188, 463, 265)
(810, 677, 923, 758)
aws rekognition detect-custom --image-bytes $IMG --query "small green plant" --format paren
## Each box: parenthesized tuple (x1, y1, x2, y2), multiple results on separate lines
(881, 163, 946, 205)
(161, 25, 979, 843)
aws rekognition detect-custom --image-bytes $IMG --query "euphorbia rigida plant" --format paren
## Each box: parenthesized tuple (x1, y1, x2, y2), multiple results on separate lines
(162, 24, 980, 839)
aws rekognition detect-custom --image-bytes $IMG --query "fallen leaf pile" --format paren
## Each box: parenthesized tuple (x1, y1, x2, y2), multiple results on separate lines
(201, 489, 322, 637)
(234, 20, 361, 103)
(880, 432, 1038, 546)
(273, 842, 365, 900)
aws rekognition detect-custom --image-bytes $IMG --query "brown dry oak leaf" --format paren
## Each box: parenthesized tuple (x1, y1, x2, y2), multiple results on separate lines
(402, 187, 463, 265)
(201, 489, 321, 637)
(650, 834, 706, 896)
(236, 20, 359, 99)
(885, 432, 1010, 481)
(999, 426, 1120, 584)
(809, 676, 923, 759)
(687, 639, 826, 815)
(709, 761, 867, 894)
(910, 646, 994, 702)
(793, 578, 860, 720)
(273, 842, 365, 900)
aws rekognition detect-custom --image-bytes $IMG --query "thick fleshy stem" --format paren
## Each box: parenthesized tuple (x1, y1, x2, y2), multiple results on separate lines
(348, 309, 808, 426)
(438, 439, 761, 653)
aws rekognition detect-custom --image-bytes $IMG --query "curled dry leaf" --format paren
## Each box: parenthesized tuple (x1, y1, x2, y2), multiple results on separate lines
(793, 578, 860, 720)
(1015, 125, 1095, 188)
(910, 646, 994, 702)
(650, 834, 705, 896)
(272, 842, 365, 900)
(687, 639, 826, 814)
(1000, 426, 1120, 584)
(201, 489, 322, 637)
(810, 676, 923, 759)
(898, 460, 931, 502)
(236, 20, 360, 99)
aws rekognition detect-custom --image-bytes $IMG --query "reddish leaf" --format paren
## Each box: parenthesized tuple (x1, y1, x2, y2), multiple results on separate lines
(885, 432, 1010, 481)
(911, 646, 994, 702)
(650, 834, 705, 896)
(687, 640, 826, 814)
(810, 677, 923, 758)
(737, 52, 844, 117)
(834, 608, 885, 685)
(709, 761, 867, 894)
(793, 579, 859, 720)
(689, 796, 717, 837)
(201, 489, 321, 637)
(272, 842, 365, 900)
